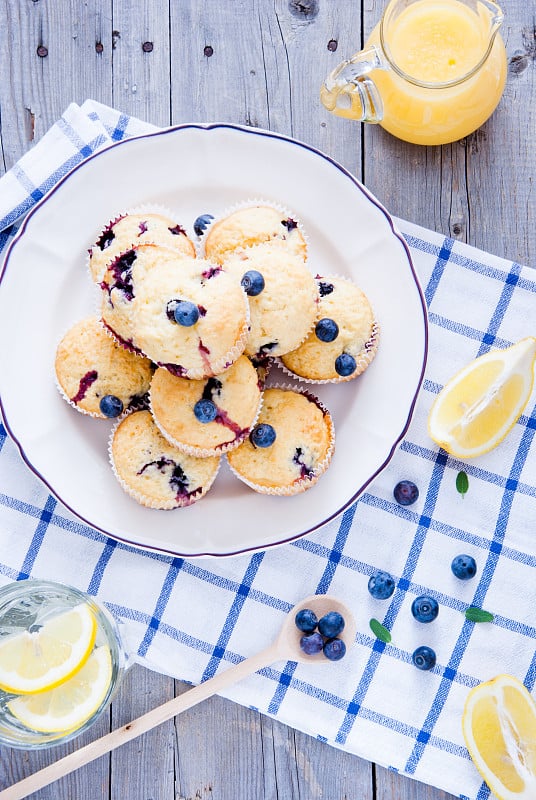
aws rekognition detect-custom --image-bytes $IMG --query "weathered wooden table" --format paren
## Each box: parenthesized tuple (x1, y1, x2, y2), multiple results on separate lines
(1, 1, 534, 798)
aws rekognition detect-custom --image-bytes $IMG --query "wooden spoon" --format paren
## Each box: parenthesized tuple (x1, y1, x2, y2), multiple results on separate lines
(0, 594, 356, 800)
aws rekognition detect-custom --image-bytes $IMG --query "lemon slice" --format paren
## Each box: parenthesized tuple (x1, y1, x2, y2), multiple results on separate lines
(0, 603, 97, 694)
(428, 337, 536, 458)
(7, 645, 113, 733)
(462, 674, 536, 799)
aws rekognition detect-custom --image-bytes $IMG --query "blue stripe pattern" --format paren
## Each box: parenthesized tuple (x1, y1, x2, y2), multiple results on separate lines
(0, 107, 534, 800)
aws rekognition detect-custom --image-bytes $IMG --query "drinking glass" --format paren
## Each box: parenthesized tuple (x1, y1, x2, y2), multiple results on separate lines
(0, 579, 127, 749)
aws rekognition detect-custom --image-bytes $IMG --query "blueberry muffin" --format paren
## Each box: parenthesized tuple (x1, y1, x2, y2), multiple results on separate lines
(132, 251, 249, 378)
(203, 204, 307, 263)
(222, 242, 319, 359)
(150, 356, 262, 457)
(226, 386, 335, 495)
(89, 211, 195, 284)
(109, 410, 220, 508)
(280, 275, 379, 382)
(55, 317, 153, 418)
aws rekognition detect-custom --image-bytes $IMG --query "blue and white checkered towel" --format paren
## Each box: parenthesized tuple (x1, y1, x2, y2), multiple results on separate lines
(1, 100, 535, 800)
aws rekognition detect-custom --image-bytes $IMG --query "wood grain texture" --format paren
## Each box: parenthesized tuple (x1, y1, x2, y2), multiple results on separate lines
(0, 0, 533, 797)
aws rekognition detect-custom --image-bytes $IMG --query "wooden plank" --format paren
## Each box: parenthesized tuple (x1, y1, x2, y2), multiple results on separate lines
(376, 764, 458, 800)
(0, 2, 533, 799)
(0, 0, 113, 161)
(169, 0, 361, 176)
(110, 665, 176, 800)
(172, 681, 374, 799)
(110, 0, 171, 127)
(0, 710, 110, 799)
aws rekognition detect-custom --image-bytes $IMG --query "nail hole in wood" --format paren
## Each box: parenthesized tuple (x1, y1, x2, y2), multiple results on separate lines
(204, 45, 214, 57)
(95, 42, 104, 54)
(36, 45, 48, 58)
(327, 39, 338, 51)
(288, 0, 319, 19)
(142, 41, 154, 53)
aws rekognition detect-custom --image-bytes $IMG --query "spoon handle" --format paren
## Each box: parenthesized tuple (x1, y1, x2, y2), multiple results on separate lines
(0, 642, 283, 800)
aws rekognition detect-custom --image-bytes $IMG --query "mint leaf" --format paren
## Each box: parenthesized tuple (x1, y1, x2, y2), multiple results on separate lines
(465, 607, 494, 623)
(369, 618, 392, 643)
(456, 470, 469, 497)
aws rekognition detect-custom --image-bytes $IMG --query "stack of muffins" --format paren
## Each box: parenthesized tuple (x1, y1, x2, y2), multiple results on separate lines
(54, 204, 379, 509)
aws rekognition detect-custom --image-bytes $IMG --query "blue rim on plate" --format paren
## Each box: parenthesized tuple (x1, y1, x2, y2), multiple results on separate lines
(0, 123, 428, 558)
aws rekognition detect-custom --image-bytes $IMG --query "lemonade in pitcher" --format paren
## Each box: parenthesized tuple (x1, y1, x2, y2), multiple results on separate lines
(321, 0, 507, 145)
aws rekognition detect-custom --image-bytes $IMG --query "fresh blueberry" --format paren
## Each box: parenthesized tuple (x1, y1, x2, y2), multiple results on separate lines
(241, 270, 265, 297)
(368, 570, 395, 600)
(295, 608, 318, 633)
(393, 480, 419, 506)
(300, 632, 324, 656)
(323, 638, 346, 661)
(193, 214, 214, 237)
(451, 554, 477, 580)
(318, 611, 345, 638)
(335, 353, 356, 377)
(411, 595, 439, 623)
(193, 399, 217, 423)
(173, 300, 199, 327)
(249, 423, 276, 448)
(412, 645, 436, 671)
(99, 394, 124, 418)
(315, 318, 339, 342)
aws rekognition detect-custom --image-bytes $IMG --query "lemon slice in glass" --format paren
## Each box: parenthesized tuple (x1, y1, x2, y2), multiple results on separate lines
(0, 603, 97, 694)
(462, 673, 536, 799)
(428, 337, 536, 458)
(7, 645, 113, 733)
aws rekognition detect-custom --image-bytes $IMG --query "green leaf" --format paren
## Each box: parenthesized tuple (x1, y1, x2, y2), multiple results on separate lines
(456, 470, 469, 497)
(465, 607, 494, 623)
(369, 618, 392, 643)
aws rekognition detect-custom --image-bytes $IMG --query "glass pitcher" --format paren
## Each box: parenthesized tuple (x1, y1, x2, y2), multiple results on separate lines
(320, 0, 507, 146)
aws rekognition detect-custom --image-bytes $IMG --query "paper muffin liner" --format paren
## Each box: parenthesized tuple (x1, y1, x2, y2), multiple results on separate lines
(108, 411, 221, 509)
(149, 386, 264, 459)
(54, 372, 104, 419)
(198, 197, 309, 263)
(86, 204, 195, 285)
(226, 382, 335, 496)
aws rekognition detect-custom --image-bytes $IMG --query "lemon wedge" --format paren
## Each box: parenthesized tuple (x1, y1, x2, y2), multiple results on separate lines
(0, 603, 97, 694)
(462, 674, 536, 799)
(428, 337, 536, 458)
(7, 645, 113, 733)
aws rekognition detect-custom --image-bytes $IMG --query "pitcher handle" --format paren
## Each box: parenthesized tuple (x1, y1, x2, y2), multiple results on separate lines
(321, 46, 385, 123)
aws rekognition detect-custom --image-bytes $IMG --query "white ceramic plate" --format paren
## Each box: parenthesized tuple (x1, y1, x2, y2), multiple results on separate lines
(0, 124, 427, 557)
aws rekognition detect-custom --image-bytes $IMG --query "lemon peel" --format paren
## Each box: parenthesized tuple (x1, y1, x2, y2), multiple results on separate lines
(462, 674, 536, 799)
(7, 645, 113, 733)
(0, 603, 97, 695)
(428, 337, 536, 458)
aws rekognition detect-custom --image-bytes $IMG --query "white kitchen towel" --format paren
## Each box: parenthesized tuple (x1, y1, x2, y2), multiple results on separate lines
(0, 101, 535, 800)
